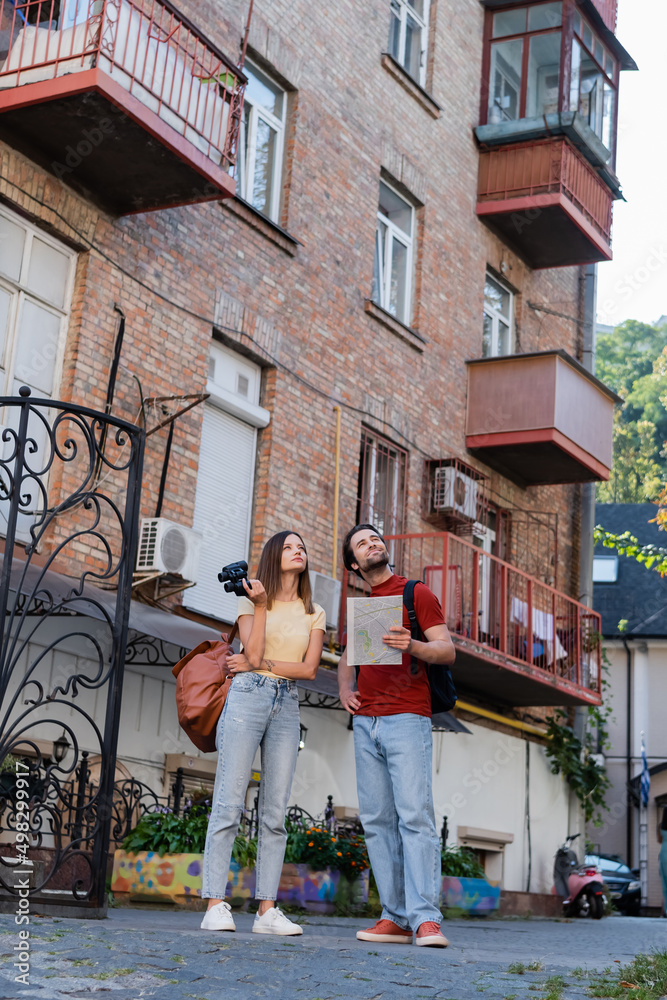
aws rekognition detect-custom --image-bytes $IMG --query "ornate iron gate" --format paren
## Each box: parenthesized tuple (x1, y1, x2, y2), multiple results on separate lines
(0, 388, 144, 916)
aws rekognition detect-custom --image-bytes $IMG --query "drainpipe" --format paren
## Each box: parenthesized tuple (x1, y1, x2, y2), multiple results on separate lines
(574, 264, 598, 830)
(623, 636, 632, 864)
(579, 263, 597, 608)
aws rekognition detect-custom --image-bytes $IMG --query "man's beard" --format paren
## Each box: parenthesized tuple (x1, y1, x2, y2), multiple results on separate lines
(359, 548, 390, 573)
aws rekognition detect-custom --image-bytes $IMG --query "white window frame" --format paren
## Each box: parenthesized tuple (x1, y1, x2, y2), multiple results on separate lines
(0, 204, 75, 401)
(373, 180, 414, 327)
(483, 271, 514, 358)
(237, 60, 286, 223)
(389, 0, 430, 87)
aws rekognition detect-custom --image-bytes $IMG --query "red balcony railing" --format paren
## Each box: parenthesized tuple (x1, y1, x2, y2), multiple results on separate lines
(477, 138, 613, 268)
(340, 532, 601, 707)
(0, 0, 243, 211)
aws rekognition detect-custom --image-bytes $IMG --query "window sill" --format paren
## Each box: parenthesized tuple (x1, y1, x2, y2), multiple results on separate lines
(380, 53, 441, 120)
(364, 299, 425, 352)
(222, 196, 300, 256)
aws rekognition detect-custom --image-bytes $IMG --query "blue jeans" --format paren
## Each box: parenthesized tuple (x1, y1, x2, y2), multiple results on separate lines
(353, 713, 441, 930)
(202, 672, 300, 900)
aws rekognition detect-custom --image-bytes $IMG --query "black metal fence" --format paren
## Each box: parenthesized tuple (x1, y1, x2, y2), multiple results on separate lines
(0, 390, 144, 915)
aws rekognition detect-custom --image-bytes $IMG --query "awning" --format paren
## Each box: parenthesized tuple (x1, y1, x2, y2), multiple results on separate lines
(1, 554, 221, 652)
(432, 712, 473, 734)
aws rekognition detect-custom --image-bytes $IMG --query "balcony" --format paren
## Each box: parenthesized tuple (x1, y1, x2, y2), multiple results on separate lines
(465, 350, 619, 486)
(476, 138, 613, 268)
(340, 532, 602, 708)
(0, 0, 242, 214)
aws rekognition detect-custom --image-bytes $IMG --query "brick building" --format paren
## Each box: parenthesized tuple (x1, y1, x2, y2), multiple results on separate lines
(0, 0, 634, 908)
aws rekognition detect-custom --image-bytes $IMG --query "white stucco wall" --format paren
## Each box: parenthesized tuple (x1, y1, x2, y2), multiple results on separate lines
(8, 623, 578, 896)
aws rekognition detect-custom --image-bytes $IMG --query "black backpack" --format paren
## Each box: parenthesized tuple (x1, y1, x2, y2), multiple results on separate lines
(403, 580, 457, 715)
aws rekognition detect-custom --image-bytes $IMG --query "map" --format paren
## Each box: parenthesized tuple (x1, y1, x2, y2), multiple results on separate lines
(346, 597, 404, 666)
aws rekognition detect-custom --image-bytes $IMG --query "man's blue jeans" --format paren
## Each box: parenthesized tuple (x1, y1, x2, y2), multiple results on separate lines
(353, 713, 442, 930)
(202, 672, 300, 900)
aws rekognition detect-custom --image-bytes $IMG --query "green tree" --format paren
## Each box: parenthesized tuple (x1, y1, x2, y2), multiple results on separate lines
(596, 320, 667, 502)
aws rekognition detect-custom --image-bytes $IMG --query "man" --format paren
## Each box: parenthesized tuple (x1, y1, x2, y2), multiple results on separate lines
(338, 524, 455, 948)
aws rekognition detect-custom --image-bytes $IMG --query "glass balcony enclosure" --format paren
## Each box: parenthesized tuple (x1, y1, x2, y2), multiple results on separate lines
(483, 1, 619, 162)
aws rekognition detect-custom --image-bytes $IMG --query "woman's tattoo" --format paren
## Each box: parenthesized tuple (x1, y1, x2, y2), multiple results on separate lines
(264, 659, 276, 673)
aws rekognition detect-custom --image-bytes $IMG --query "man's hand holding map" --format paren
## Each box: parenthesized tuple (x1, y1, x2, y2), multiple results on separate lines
(346, 596, 405, 666)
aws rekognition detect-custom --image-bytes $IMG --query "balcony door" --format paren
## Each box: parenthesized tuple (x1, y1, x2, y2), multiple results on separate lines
(472, 524, 497, 642)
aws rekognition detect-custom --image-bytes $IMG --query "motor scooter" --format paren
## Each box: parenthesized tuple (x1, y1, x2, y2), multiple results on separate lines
(553, 833, 606, 919)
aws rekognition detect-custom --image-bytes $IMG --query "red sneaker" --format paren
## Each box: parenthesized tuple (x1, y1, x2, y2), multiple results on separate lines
(416, 921, 449, 947)
(356, 919, 413, 944)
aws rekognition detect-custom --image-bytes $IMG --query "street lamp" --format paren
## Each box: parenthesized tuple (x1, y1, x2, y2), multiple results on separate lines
(51, 730, 70, 765)
(298, 725, 308, 752)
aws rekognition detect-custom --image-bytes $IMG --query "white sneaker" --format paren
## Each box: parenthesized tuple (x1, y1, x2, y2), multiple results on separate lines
(252, 906, 303, 936)
(200, 900, 236, 932)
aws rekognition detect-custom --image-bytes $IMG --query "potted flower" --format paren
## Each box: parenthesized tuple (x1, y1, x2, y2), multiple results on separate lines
(440, 846, 500, 915)
(111, 801, 370, 913)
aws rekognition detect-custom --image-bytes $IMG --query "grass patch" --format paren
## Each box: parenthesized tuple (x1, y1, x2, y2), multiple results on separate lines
(90, 968, 135, 980)
(588, 950, 667, 1000)
(170, 955, 186, 964)
(72, 959, 95, 967)
(528, 961, 544, 972)
(508, 962, 526, 975)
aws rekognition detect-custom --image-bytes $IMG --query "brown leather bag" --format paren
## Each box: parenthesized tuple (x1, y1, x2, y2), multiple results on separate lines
(172, 623, 239, 753)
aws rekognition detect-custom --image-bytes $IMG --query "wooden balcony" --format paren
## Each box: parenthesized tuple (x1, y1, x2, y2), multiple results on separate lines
(465, 351, 619, 486)
(0, 0, 242, 214)
(476, 138, 614, 268)
(340, 532, 602, 708)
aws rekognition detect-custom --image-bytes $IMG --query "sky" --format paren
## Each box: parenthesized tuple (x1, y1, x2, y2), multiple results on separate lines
(595, 0, 667, 329)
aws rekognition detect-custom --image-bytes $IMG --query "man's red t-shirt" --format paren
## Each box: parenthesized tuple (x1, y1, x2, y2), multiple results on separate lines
(355, 574, 445, 718)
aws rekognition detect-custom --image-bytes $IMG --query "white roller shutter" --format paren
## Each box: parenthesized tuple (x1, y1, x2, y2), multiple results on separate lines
(185, 403, 257, 622)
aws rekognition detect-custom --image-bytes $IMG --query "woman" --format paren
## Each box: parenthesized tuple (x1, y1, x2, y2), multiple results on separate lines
(201, 531, 325, 936)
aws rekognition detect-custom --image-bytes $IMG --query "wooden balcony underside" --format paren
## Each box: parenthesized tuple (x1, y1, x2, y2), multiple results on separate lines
(0, 70, 235, 214)
(452, 639, 601, 708)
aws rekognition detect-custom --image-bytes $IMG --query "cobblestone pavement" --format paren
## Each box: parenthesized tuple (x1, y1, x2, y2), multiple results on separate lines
(0, 908, 665, 1000)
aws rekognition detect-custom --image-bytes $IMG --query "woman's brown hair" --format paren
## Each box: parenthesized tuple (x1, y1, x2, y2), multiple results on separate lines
(256, 530, 315, 614)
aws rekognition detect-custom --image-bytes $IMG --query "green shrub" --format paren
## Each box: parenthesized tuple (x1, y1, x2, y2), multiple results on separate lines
(441, 846, 486, 878)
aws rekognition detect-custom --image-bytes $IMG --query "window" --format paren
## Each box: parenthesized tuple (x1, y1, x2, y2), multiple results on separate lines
(487, 3, 562, 124)
(593, 555, 618, 584)
(236, 60, 286, 223)
(483, 273, 513, 357)
(372, 180, 414, 327)
(388, 0, 430, 87)
(357, 428, 407, 542)
(570, 15, 617, 153)
(186, 342, 270, 623)
(484, 3, 618, 154)
(0, 205, 75, 398)
(0, 205, 76, 539)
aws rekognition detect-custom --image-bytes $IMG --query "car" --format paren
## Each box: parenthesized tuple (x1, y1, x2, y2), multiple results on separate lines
(585, 853, 641, 916)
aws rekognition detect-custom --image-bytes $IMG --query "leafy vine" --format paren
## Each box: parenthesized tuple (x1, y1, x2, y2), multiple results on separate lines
(544, 650, 613, 827)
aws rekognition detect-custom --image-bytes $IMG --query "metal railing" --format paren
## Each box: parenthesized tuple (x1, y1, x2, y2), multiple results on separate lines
(0, 0, 244, 168)
(339, 531, 601, 697)
(477, 138, 613, 244)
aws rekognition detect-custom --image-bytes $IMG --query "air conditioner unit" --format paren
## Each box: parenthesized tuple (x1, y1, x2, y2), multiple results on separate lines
(309, 571, 341, 630)
(432, 467, 478, 521)
(136, 518, 202, 581)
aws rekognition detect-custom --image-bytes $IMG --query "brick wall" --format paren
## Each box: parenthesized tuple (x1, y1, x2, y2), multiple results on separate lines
(1, 0, 596, 610)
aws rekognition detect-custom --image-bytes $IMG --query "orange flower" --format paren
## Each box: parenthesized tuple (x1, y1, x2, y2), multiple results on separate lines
(351, 861, 356, 866)
(308, 842, 314, 847)
(337, 852, 342, 857)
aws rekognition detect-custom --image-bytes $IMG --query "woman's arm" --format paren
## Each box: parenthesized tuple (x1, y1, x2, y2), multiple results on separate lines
(227, 579, 267, 672)
(260, 629, 325, 681)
